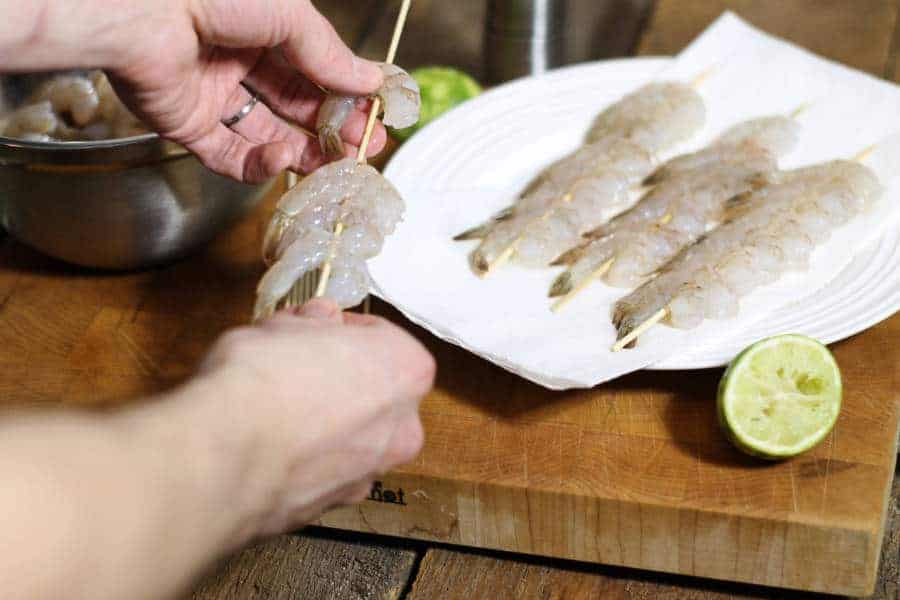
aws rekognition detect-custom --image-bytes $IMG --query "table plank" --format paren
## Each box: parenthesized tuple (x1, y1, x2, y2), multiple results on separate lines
(190, 532, 419, 600)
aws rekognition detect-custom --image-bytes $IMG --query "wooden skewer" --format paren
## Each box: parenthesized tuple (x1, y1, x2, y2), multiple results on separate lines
(550, 258, 613, 312)
(312, 0, 412, 298)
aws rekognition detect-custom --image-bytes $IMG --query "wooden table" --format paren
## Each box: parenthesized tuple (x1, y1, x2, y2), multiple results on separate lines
(1, 1, 897, 598)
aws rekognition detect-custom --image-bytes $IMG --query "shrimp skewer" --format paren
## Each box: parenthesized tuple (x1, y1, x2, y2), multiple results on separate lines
(550, 114, 801, 310)
(461, 81, 706, 277)
(254, 158, 405, 320)
(611, 159, 882, 350)
(258, 0, 414, 317)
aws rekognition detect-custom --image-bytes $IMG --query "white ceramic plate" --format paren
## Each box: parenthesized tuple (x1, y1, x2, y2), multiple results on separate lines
(377, 57, 900, 372)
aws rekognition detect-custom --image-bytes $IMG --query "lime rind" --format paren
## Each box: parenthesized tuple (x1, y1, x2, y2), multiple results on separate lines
(717, 334, 842, 460)
(391, 66, 482, 142)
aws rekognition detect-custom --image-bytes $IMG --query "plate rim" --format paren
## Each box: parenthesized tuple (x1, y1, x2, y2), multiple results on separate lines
(379, 56, 900, 379)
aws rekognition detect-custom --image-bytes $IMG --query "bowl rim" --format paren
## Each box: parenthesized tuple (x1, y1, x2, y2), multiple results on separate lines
(0, 131, 160, 151)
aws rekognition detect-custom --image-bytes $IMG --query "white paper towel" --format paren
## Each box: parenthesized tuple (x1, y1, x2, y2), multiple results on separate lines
(369, 13, 900, 390)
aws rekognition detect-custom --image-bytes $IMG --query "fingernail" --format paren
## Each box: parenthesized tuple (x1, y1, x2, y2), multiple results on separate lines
(353, 57, 383, 90)
(295, 299, 339, 319)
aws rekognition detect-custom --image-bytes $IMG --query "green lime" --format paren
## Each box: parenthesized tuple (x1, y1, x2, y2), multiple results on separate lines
(391, 66, 482, 142)
(717, 334, 842, 460)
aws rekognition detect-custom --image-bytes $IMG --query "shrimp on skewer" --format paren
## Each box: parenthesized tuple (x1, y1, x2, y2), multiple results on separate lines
(644, 114, 803, 184)
(254, 158, 404, 320)
(587, 82, 706, 150)
(316, 63, 421, 158)
(459, 81, 706, 277)
(612, 159, 882, 349)
(550, 114, 801, 306)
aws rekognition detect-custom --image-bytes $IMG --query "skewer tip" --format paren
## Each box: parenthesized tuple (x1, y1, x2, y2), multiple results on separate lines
(611, 307, 669, 352)
(689, 64, 719, 89)
(852, 144, 877, 163)
(788, 102, 812, 119)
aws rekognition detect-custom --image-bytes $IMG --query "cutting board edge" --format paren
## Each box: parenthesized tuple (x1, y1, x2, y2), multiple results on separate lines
(318, 471, 883, 596)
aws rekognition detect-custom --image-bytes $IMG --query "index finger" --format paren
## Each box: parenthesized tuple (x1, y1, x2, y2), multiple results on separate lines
(189, 0, 383, 95)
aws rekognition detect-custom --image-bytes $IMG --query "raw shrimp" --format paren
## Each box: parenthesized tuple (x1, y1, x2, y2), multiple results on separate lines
(551, 115, 800, 296)
(31, 75, 100, 127)
(471, 138, 655, 271)
(90, 71, 147, 138)
(586, 82, 705, 152)
(0, 71, 148, 141)
(316, 95, 355, 158)
(612, 160, 881, 346)
(316, 63, 421, 158)
(0, 101, 59, 139)
(456, 80, 705, 276)
(644, 115, 800, 184)
(254, 158, 405, 320)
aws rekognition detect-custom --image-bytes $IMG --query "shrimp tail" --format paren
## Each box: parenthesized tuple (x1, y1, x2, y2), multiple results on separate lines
(642, 168, 668, 186)
(614, 324, 639, 349)
(611, 305, 639, 348)
(318, 126, 345, 159)
(548, 271, 574, 297)
(453, 223, 493, 241)
(550, 245, 582, 266)
(470, 250, 490, 275)
(453, 206, 515, 241)
(262, 210, 291, 264)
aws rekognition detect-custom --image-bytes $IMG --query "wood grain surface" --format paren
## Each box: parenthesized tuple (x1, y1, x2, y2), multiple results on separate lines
(0, 1, 898, 599)
(191, 532, 418, 600)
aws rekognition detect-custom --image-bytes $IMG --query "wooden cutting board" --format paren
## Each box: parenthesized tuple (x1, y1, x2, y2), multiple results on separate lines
(1, 179, 896, 596)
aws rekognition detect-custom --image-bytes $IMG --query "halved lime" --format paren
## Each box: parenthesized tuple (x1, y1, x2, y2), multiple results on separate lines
(717, 334, 842, 460)
(390, 66, 482, 142)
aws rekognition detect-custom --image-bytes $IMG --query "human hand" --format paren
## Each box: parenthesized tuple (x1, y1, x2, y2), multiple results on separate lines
(194, 299, 435, 539)
(83, 0, 388, 182)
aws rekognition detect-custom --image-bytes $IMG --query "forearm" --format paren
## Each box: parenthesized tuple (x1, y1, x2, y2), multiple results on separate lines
(0, 0, 179, 72)
(0, 374, 260, 600)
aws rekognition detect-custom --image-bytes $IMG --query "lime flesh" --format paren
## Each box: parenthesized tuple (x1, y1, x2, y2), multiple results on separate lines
(717, 334, 842, 460)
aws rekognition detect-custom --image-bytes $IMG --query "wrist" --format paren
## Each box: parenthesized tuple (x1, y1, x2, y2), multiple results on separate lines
(138, 366, 289, 549)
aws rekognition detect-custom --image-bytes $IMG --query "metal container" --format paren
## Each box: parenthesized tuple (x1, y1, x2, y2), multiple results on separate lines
(484, 0, 567, 84)
(0, 73, 271, 270)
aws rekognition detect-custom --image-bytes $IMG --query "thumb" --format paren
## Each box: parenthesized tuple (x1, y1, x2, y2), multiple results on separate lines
(189, 0, 382, 95)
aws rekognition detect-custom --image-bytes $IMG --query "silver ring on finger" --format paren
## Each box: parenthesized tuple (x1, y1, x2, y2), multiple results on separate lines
(221, 86, 260, 128)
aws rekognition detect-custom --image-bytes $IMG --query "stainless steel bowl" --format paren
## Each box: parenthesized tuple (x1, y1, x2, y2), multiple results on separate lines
(0, 73, 272, 270)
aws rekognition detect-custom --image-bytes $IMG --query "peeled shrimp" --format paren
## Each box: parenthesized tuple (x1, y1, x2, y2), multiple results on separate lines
(645, 115, 800, 184)
(458, 81, 705, 275)
(551, 115, 800, 295)
(1, 101, 59, 139)
(255, 158, 405, 319)
(469, 137, 654, 271)
(316, 63, 421, 158)
(612, 160, 882, 345)
(586, 82, 705, 153)
(31, 75, 100, 127)
(0, 71, 147, 141)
